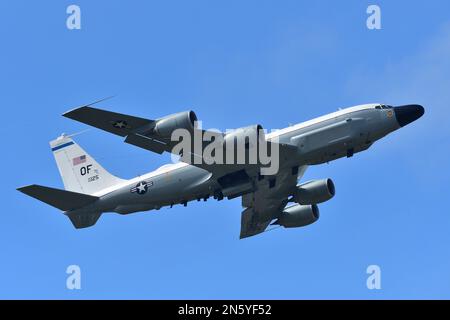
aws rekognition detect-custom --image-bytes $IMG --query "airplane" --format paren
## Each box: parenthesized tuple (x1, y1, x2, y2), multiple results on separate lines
(17, 102, 424, 238)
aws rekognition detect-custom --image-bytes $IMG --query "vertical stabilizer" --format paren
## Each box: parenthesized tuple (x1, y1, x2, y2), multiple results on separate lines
(50, 134, 124, 194)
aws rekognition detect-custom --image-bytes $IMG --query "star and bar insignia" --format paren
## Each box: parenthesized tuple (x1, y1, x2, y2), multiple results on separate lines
(130, 180, 154, 195)
(111, 120, 129, 129)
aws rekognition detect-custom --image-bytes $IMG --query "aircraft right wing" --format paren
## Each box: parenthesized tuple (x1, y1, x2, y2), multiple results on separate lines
(63, 106, 154, 138)
(63, 105, 300, 181)
(62, 106, 173, 154)
(63, 105, 223, 155)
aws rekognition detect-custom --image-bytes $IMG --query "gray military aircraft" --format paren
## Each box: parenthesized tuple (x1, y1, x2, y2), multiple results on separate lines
(18, 103, 424, 238)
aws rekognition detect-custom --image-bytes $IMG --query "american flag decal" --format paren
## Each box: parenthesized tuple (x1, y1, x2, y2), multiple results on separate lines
(73, 155, 86, 166)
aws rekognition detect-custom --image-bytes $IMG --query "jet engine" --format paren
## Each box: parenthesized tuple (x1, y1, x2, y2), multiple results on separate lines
(222, 124, 265, 164)
(153, 110, 198, 137)
(224, 124, 265, 147)
(294, 178, 335, 205)
(274, 204, 319, 228)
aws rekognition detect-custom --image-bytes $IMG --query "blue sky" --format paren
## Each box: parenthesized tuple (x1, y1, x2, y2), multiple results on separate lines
(1, 0, 450, 299)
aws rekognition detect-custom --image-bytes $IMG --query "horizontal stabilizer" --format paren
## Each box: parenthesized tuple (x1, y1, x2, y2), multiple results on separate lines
(17, 184, 98, 211)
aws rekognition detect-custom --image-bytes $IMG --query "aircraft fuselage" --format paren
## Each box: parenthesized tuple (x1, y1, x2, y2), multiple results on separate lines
(82, 103, 422, 216)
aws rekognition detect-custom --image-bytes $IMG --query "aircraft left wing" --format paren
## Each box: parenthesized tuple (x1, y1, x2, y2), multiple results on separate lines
(240, 165, 308, 239)
(175, 141, 299, 184)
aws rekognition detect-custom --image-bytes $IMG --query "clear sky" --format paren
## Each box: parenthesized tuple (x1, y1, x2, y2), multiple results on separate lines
(1, 0, 450, 299)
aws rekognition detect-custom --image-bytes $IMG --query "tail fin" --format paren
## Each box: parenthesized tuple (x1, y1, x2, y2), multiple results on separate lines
(50, 134, 124, 194)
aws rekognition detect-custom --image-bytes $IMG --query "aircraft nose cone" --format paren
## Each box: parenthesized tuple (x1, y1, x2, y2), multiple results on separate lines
(394, 104, 425, 127)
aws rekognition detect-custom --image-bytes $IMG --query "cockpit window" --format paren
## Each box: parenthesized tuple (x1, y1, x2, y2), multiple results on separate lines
(377, 105, 393, 109)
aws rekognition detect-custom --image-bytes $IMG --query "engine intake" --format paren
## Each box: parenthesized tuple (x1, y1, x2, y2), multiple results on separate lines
(275, 204, 319, 228)
(294, 178, 335, 205)
(154, 110, 197, 137)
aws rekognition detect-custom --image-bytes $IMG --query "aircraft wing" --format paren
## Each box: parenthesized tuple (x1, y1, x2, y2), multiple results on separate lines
(239, 165, 308, 239)
(63, 106, 175, 154)
(63, 105, 299, 179)
(63, 106, 154, 137)
(178, 141, 299, 180)
(63, 106, 224, 155)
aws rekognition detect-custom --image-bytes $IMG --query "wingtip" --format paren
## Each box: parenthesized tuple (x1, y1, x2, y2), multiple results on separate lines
(62, 96, 115, 118)
(16, 184, 36, 193)
(62, 106, 87, 119)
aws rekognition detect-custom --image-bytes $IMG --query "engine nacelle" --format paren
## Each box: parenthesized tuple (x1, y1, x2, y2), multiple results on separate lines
(154, 110, 198, 137)
(294, 178, 335, 205)
(275, 204, 319, 228)
(222, 125, 265, 164)
(224, 124, 265, 147)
